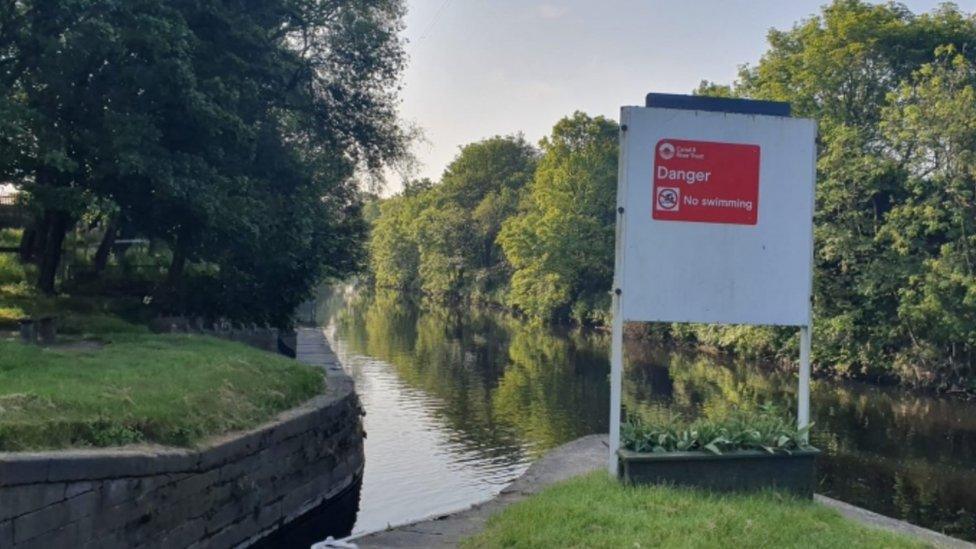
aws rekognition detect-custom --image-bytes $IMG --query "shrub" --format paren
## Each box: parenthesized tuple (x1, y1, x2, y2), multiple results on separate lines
(621, 405, 812, 455)
(0, 253, 26, 286)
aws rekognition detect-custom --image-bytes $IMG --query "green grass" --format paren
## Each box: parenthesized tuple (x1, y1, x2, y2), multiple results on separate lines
(0, 331, 324, 451)
(0, 255, 24, 286)
(0, 232, 325, 451)
(463, 473, 923, 549)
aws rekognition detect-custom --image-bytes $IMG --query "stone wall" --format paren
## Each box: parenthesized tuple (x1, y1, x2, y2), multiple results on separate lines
(148, 316, 297, 357)
(0, 365, 363, 548)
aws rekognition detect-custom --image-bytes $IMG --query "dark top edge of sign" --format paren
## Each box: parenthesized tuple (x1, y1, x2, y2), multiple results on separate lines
(645, 93, 791, 117)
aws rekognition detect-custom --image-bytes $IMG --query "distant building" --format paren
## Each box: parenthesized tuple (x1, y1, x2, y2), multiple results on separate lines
(0, 183, 17, 203)
(0, 184, 27, 228)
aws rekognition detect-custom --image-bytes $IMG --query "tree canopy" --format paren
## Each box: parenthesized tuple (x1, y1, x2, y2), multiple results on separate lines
(368, 135, 538, 301)
(0, 0, 407, 326)
(498, 112, 618, 324)
(691, 0, 976, 390)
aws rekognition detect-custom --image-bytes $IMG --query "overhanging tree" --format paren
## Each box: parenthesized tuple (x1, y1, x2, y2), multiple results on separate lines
(1, 0, 407, 323)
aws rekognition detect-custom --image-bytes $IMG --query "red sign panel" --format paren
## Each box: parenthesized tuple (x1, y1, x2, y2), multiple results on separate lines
(652, 139, 760, 225)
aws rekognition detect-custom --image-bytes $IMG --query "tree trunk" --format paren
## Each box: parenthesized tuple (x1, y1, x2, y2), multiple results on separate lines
(92, 218, 118, 273)
(18, 224, 37, 262)
(167, 245, 187, 286)
(37, 209, 70, 295)
(29, 212, 52, 264)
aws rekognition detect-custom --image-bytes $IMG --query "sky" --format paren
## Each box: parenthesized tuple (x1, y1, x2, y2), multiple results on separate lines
(389, 0, 968, 194)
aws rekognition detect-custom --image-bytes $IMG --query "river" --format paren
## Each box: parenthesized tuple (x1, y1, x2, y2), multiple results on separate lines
(298, 288, 976, 543)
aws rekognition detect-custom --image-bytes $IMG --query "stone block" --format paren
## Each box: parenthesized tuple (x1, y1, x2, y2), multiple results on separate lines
(0, 482, 66, 521)
(199, 514, 258, 549)
(157, 516, 207, 548)
(13, 490, 97, 544)
(171, 469, 219, 501)
(216, 458, 250, 483)
(0, 455, 51, 487)
(203, 491, 252, 536)
(18, 521, 77, 549)
(98, 477, 143, 508)
(12, 502, 65, 544)
(0, 519, 12, 547)
(81, 530, 129, 549)
(255, 500, 283, 532)
(64, 481, 94, 499)
(280, 478, 319, 516)
(45, 452, 153, 483)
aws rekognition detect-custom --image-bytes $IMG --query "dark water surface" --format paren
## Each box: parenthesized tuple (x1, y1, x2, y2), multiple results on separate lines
(312, 289, 976, 541)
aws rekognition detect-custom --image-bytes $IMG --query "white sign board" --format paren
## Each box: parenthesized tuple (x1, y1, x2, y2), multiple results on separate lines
(607, 102, 817, 474)
(616, 107, 816, 327)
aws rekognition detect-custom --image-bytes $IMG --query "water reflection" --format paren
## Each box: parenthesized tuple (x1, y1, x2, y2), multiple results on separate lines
(319, 289, 608, 534)
(322, 289, 976, 542)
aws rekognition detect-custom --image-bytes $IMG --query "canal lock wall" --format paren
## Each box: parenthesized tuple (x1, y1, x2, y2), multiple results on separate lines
(0, 340, 363, 548)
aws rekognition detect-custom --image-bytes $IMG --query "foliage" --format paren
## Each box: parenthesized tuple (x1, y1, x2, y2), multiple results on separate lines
(0, 0, 406, 325)
(368, 135, 538, 300)
(367, 118, 613, 323)
(498, 112, 618, 323)
(462, 472, 922, 549)
(368, 193, 426, 290)
(687, 0, 976, 390)
(621, 406, 812, 455)
(0, 332, 323, 450)
(0, 306, 24, 329)
(0, 252, 25, 286)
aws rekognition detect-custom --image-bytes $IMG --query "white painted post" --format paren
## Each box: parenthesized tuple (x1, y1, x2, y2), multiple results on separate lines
(608, 289, 624, 475)
(608, 110, 630, 476)
(798, 325, 812, 441)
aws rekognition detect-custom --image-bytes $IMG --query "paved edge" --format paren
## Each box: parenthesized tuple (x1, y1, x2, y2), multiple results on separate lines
(346, 434, 973, 549)
(348, 434, 609, 548)
(815, 495, 974, 549)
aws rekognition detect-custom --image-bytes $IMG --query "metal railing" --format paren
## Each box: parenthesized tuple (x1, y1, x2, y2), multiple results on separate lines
(0, 193, 30, 229)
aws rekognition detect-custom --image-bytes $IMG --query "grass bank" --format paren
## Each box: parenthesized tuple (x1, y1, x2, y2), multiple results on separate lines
(463, 473, 921, 548)
(1, 228, 326, 451)
(0, 325, 324, 451)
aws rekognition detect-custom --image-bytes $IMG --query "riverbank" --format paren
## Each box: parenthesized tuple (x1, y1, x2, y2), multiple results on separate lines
(1, 260, 325, 450)
(0, 328, 364, 548)
(0, 324, 324, 450)
(350, 435, 971, 549)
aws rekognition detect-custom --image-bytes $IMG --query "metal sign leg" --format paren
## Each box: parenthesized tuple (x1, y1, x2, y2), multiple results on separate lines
(608, 290, 624, 475)
(798, 325, 812, 441)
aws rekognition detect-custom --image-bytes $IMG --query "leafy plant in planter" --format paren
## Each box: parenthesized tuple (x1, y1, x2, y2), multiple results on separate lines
(618, 406, 820, 497)
(621, 405, 813, 455)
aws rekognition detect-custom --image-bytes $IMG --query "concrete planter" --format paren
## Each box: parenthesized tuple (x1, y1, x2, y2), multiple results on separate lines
(618, 448, 820, 498)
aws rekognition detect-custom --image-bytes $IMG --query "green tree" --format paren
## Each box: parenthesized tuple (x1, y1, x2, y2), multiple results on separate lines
(368, 190, 427, 291)
(435, 136, 537, 297)
(368, 136, 536, 300)
(699, 0, 976, 388)
(415, 202, 478, 298)
(1, 1, 407, 325)
(498, 112, 617, 323)
(878, 48, 976, 388)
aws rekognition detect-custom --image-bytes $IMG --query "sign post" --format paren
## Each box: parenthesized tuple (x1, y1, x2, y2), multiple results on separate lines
(608, 93, 816, 474)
